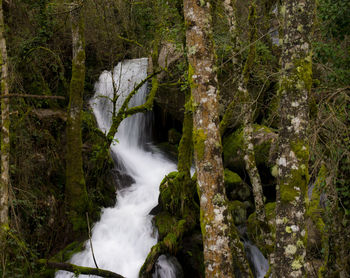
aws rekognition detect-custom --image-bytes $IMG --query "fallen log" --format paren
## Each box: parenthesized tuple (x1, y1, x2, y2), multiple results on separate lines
(38, 259, 125, 278)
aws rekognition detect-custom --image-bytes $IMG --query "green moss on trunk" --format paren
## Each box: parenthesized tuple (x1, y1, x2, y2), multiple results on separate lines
(65, 2, 89, 233)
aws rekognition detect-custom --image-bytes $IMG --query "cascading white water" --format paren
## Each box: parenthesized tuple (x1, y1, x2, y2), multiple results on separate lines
(245, 241, 269, 278)
(56, 58, 177, 278)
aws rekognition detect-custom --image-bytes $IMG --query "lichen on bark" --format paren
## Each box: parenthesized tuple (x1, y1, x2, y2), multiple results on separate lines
(273, 0, 316, 277)
(184, 0, 252, 277)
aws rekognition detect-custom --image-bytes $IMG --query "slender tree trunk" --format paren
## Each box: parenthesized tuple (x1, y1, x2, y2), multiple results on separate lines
(223, 0, 268, 232)
(65, 1, 88, 233)
(240, 2, 267, 226)
(223, 0, 240, 75)
(184, 1, 252, 277)
(273, 1, 315, 277)
(220, 0, 241, 136)
(0, 0, 10, 253)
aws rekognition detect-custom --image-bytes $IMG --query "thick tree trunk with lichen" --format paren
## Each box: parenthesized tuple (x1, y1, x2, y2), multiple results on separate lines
(184, 1, 252, 277)
(273, 0, 315, 277)
(65, 1, 89, 233)
(0, 0, 9, 252)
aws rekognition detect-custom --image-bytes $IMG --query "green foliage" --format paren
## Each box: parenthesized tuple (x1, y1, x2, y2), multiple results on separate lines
(0, 228, 40, 278)
(313, 41, 350, 85)
(318, 0, 350, 39)
(336, 153, 350, 216)
(314, 0, 350, 86)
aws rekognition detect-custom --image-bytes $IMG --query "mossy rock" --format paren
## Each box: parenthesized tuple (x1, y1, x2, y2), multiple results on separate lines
(223, 125, 277, 173)
(164, 233, 178, 254)
(159, 171, 198, 219)
(177, 232, 204, 278)
(228, 201, 248, 226)
(224, 169, 251, 201)
(159, 171, 182, 215)
(224, 169, 242, 189)
(155, 212, 178, 240)
(247, 202, 276, 256)
(156, 142, 178, 158)
(168, 128, 182, 145)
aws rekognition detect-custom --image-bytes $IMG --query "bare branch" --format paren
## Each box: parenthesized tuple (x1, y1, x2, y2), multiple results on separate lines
(0, 94, 65, 100)
(105, 69, 161, 147)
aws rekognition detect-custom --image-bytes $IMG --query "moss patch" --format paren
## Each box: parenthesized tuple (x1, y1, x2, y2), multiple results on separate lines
(193, 128, 206, 161)
(223, 125, 276, 172)
(155, 212, 177, 239)
(224, 169, 242, 186)
(224, 169, 251, 201)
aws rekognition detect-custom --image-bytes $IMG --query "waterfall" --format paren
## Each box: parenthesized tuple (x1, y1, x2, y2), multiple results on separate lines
(55, 57, 269, 278)
(56, 58, 177, 278)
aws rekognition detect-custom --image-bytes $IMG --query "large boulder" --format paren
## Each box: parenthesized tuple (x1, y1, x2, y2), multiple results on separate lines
(224, 168, 251, 201)
(223, 125, 277, 173)
(228, 200, 249, 226)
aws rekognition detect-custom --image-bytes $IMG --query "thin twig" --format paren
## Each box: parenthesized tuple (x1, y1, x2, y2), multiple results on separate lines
(86, 212, 99, 269)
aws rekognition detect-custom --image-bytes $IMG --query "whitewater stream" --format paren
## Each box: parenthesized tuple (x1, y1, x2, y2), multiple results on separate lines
(56, 58, 178, 278)
(56, 58, 268, 278)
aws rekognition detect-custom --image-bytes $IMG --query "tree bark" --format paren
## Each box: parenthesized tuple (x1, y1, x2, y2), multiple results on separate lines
(0, 0, 10, 253)
(184, 1, 252, 277)
(65, 1, 89, 233)
(273, 0, 315, 277)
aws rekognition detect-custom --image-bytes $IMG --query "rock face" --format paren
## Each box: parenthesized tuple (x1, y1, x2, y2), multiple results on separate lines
(157, 42, 183, 80)
(151, 42, 185, 124)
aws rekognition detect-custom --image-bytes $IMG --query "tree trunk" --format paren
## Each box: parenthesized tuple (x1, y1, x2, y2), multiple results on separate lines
(220, 0, 241, 136)
(0, 0, 10, 252)
(65, 1, 89, 233)
(273, 1, 315, 277)
(239, 1, 267, 226)
(184, 1, 252, 277)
